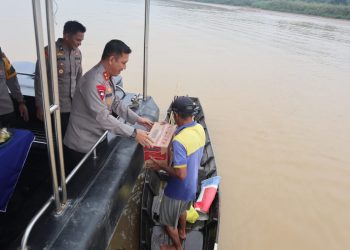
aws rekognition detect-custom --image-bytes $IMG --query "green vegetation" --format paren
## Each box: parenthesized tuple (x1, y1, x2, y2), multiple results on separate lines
(190, 0, 350, 19)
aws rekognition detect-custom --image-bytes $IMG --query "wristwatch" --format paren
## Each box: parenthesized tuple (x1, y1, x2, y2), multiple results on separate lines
(131, 128, 137, 138)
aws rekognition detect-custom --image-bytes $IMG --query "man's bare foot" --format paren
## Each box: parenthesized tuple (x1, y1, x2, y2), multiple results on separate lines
(178, 228, 186, 241)
(160, 244, 177, 250)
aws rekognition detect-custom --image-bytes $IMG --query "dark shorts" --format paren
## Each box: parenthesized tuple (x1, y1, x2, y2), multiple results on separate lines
(159, 195, 190, 228)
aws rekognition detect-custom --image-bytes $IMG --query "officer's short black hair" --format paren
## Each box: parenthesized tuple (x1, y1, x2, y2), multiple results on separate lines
(101, 40, 132, 60)
(63, 21, 86, 35)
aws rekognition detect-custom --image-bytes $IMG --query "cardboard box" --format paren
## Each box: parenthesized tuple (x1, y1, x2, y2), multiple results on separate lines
(144, 122, 177, 168)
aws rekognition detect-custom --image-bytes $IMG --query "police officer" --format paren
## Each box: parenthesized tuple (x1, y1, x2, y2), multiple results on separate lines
(64, 40, 154, 167)
(0, 47, 29, 127)
(35, 20, 86, 136)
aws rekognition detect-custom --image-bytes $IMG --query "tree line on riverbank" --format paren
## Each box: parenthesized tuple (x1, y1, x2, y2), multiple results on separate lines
(190, 0, 350, 19)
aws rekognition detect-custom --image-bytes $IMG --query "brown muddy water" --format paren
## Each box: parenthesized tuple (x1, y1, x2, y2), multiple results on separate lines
(2, 0, 350, 249)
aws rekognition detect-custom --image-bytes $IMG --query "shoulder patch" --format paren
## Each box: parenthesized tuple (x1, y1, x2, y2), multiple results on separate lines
(2, 56, 16, 79)
(103, 71, 110, 81)
(96, 84, 106, 101)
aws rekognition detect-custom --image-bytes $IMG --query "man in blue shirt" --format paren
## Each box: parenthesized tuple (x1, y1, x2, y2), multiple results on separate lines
(150, 96, 205, 250)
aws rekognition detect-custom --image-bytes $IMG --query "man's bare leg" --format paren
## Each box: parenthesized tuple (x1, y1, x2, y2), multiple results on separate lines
(161, 225, 183, 250)
(160, 245, 176, 250)
(178, 211, 187, 240)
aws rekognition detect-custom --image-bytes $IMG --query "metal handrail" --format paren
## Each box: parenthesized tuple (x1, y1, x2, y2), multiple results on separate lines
(32, 0, 61, 212)
(21, 197, 53, 250)
(17, 72, 35, 77)
(21, 0, 152, 247)
(45, 0, 68, 205)
(143, 0, 150, 101)
(66, 131, 108, 183)
(20, 130, 108, 249)
(49, 104, 59, 113)
(33, 0, 68, 212)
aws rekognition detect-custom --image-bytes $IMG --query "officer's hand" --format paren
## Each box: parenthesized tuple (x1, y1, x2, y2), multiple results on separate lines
(19, 103, 29, 122)
(159, 120, 168, 125)
(137, 117, 153, 130)
(135, 129, 154, 147)
(36, 106, 44, 121)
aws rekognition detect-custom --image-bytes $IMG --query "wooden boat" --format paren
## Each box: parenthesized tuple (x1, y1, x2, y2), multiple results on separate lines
(140, 97, 220, 250)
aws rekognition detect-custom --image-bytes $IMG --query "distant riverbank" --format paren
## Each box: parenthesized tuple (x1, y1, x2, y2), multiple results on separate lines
(190, 0, 350, 19)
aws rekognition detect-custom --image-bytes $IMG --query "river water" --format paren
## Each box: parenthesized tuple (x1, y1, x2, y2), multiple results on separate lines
(2, 0, 350, 249)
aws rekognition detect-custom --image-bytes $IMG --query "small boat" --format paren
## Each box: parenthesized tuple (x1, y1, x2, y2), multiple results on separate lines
(140, 97, 220, 250)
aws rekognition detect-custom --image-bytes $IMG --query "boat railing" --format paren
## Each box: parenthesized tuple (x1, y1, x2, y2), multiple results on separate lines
(66, 130, 109, 183)
(21, 0, 151, 248)
(21, 130, 108, 250)
(143, 0, 150, 100)
(32, 0, 65, 213)
(17, 72, 36, 78)
(20, 1, 108, 248)
(21, 197, 53, 250)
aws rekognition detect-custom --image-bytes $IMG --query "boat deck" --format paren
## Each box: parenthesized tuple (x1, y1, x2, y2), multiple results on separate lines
(1, 95, 159, 249)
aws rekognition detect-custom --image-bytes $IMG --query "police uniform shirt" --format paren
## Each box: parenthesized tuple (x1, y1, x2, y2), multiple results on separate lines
(64, 63, 139, 153)
(34, 38, 82, 113)
(0, 53, 24, 116)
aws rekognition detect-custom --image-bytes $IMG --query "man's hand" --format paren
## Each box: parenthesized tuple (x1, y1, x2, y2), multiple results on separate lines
(19, 103, 29, 122)
(148, 159, 163, 171)
(137, 117, 153, 130)
(135, 129, 154, 147)
(36, 106, 44, 121)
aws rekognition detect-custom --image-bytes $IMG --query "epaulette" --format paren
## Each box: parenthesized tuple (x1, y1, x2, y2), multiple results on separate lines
(103, 71, 110, 81)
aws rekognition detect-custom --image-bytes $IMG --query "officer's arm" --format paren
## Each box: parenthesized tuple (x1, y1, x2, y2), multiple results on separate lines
(77, 53, 82, 82)
(3, 55, 29, 121)
(34, 61, 43, 107)
(34, 52, 51, 108)
(34, 50, 52, 121)
(111, 95, 139, 125)
(80, 79, 135, 137)
(3, 56, 24, 103)
(6, 77, 24, 103)
(34, 60, 47, 121)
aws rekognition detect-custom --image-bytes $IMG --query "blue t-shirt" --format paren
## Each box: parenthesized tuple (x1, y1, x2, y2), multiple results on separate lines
(164, 121, 205, 201)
